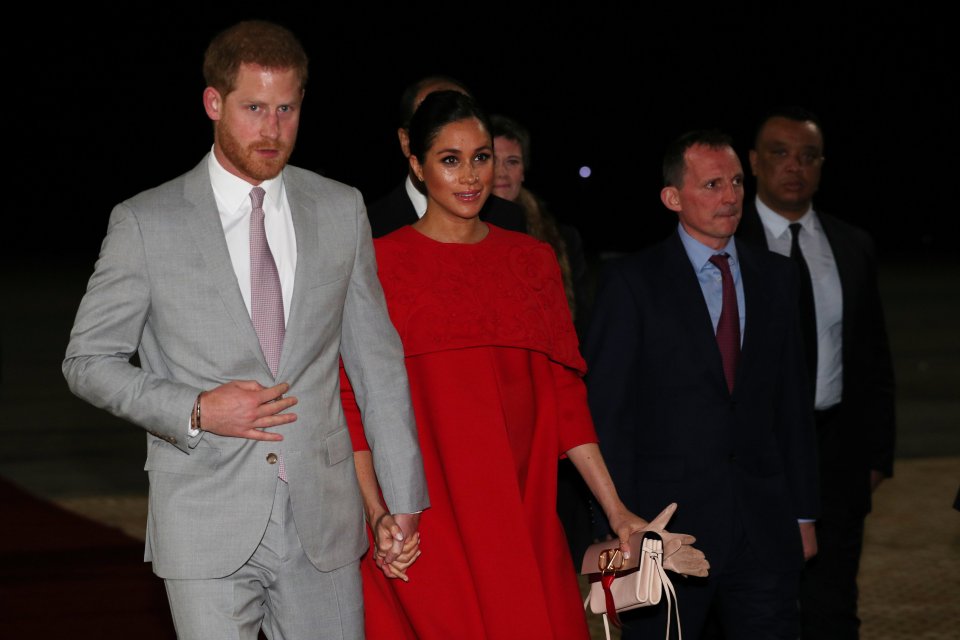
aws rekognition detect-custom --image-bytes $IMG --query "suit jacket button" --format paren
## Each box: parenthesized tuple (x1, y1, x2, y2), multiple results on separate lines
(168, 436, 177, 445)
(266, 453, 279, 465)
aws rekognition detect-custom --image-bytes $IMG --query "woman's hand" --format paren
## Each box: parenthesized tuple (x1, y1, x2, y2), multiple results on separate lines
(371, 512, 422, 581)
(606, 506, 648, 560)
(564, 444, 708, 576)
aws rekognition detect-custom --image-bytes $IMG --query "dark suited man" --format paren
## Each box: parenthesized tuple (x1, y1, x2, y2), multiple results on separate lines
(585, 130, 819, 639)
(738, 107, 896, 639)
(63, 21, 427, 639)
(366, 75, 526, 237)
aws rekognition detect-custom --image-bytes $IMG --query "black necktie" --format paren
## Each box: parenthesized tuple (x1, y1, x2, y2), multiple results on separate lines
(789, 223, 818, 387)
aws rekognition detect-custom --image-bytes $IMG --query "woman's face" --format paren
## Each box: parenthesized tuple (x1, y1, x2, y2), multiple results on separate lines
(412, 118, 494, 221)
(492, 136, 524, 202)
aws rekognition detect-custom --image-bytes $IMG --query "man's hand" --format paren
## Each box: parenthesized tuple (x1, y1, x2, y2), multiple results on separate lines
(799, 521, 818, 561)
(386, 512, 421, 563)
(372, 513, 421, 581)
(199, 381, 297, 440)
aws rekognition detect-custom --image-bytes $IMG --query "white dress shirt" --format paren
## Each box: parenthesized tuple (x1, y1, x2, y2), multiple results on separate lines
(755, 197, 843, 409)
(208, 149, 297, 321)
(188, 151, 298, 437)
(404, 175, 429, 218)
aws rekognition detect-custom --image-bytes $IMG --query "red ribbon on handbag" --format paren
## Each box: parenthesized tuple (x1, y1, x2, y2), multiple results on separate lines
(599, 571, 623, 628)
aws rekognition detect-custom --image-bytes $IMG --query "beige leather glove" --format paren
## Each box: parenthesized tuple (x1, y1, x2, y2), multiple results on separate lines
(641, 503, 710, 577)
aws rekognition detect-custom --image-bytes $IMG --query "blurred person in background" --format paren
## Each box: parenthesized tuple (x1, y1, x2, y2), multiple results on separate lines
(366, 77, 526, 237)
(491, 113, 595, 563)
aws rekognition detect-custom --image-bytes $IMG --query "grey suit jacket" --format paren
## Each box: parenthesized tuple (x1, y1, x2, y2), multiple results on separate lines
(64, 156, 428, 579)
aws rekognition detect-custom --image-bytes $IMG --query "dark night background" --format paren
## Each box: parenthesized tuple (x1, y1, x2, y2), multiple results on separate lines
(1, 10, 957, 636)
(7, 6, 956, 267)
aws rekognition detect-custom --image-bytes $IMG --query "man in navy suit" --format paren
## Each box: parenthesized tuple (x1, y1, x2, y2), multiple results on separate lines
(738, 107, 896, 639)
(366, 76, 526, 237)
(585, 130, 819, 639)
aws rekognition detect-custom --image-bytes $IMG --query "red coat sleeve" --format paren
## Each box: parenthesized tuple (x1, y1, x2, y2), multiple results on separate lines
(551, 360, 599, 455)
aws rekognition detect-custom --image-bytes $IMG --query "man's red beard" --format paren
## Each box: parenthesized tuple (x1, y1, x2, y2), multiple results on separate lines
(217, 128, 295, 182)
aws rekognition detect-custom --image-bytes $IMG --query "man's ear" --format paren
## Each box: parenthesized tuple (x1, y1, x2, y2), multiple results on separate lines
(660, 186, 682, 213)
(398, 127, 411, 159)
(203, 87, 223, 122)
(748, 149, 759, 176)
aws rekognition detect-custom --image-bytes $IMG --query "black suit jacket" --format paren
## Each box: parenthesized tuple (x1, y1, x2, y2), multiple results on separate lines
(366, 181, 527, 238)
(737, 202, 896, 513)
(584, 232, 819, 574)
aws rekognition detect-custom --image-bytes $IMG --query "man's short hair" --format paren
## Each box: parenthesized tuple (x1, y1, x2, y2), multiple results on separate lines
(490, 114, 532, 171)
(753, 106, 825, 149)
(662, 129, 735, 188)
(203, 20, 309, 96)
(398, 75, 469, 129)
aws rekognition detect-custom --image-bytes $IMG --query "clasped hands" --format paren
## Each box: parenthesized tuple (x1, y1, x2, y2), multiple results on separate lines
(371, 512, 421, 582)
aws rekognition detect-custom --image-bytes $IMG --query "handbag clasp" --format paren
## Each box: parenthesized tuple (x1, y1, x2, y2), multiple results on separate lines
(598, 547, 623, 574)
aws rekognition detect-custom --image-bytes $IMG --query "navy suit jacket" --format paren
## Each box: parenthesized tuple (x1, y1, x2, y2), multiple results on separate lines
(585, 231, 819, 574)
(366, 181, 527, 238)
(737, 202, 896, 513)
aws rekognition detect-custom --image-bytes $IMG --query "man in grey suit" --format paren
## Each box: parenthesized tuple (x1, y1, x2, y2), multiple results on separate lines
(63, 20, 427, 639)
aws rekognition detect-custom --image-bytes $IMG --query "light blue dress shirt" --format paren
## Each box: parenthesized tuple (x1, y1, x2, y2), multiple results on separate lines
(677, 224, 746, 344)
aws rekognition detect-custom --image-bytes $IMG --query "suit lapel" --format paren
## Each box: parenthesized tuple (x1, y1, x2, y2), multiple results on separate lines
(817, 211, 858, 374)
(395, 181, 420, 224)
(662, 234, 729, 394)
(182, 156, 271, 374)
(279, 168, 348, 379)
(817, 211, 851, 303)
(736, 202, 771, 250)
(275, 169, 318, 379)
(735, 239, 772, 396)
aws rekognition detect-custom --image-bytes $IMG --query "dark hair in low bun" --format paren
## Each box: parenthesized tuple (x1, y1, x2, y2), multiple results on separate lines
(408, 91, 492, 162)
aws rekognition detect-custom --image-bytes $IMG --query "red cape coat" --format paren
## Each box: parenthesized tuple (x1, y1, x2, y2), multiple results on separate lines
(343, 225, 596, 639)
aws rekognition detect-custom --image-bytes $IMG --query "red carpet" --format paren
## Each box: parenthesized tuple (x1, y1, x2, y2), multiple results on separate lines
(0, 478, 176, 638)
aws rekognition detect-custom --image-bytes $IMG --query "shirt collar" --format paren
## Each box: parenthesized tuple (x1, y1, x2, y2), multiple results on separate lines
(405, 175, 429, 218)
(754, 196, 816, 238)
(208, 147, 283, 215)
(677, 223, 739, 273)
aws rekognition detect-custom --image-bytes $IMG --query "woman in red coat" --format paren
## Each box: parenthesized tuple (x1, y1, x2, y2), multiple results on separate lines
(343, 91, 650, 639)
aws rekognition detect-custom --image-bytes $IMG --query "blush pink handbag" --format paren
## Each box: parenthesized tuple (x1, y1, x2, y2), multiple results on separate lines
(582, 532, 680, 640)
(581, 503, 709, 640)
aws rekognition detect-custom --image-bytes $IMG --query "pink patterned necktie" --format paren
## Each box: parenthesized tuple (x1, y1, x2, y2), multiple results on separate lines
(249, 187, 285, 376)
(709, 253, 740, 394)
(249, 186, 287, 481)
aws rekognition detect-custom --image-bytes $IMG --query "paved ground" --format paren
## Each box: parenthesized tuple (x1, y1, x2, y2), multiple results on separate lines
(2, 262, 958, 639)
